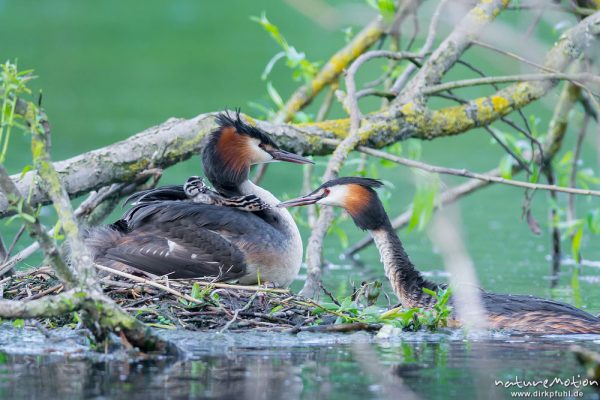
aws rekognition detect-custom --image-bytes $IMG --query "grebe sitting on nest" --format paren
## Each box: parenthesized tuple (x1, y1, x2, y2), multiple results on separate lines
(86, 113, 311, 288)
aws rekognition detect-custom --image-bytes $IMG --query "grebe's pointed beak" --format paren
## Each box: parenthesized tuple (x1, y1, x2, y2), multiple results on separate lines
(270, 149, 313, 164)
(277, 193, 324, 208)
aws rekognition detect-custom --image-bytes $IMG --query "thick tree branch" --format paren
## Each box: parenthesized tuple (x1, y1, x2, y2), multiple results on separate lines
(30, 108, 94, 286)
(0, 289, 86, 318)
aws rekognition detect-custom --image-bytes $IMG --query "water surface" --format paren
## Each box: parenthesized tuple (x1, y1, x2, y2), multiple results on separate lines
(0, 325, 599, 399)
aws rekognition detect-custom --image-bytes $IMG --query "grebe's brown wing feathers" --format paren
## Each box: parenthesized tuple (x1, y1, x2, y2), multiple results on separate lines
(120, 201, 279, 235)
(100, 202, 284, 280)
(103, 225, 246, 280)
(124, 185, 188, 206)
(481, 292, 600, 334)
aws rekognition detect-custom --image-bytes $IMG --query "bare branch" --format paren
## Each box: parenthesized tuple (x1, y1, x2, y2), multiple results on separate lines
(422, 73, 600, 96)
(301, 50, 419, 298)
(325, 140, 600, 197)
(391, 0, 450, 93)
(395, 0, 510, 103)
(0, 163, 76, 284)
(345, 170, 497, 257)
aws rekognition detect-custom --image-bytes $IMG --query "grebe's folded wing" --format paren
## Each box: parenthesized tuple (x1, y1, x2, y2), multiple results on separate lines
(102, 212, 247, 280)
(100, 202, 282, 280)
(124, 185, 188, 206)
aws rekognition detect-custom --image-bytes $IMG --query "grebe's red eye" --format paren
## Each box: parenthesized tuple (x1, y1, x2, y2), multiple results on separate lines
(323, 188, 330, 196)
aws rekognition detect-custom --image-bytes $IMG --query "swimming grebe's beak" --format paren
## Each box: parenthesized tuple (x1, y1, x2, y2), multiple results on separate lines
(277, 193, 324, 208)
(270, 150, 313, 165)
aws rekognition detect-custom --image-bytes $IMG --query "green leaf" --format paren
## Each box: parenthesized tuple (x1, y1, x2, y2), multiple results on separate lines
(408, 172, 439, 232)
(529, 163, 539, 183)
(270, 305, 283, 314)
(12, 319, 24, 329)
(266, 82, 284, 109)
(498, 156, 513, 179)
(191, 282, 202, 300)
(251, 13, 288, 50)
(587, 210, 600, 235)
(571, 226, 583, 263)
(557, 151, 573, 167)
(20, 213, 36, 223)
(376, 0, 396, 21)
(366, 0, 395, 21)
(20, 164, 32, 178)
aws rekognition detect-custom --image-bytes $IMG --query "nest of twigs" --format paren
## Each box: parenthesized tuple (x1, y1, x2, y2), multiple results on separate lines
(0, 266, 382, 334)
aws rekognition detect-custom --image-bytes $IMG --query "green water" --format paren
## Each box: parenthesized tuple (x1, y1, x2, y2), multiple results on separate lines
(0, 1, 599, 398)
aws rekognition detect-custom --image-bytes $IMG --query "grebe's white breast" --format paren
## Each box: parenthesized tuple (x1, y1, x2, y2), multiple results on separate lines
(236, 180, 303, 287)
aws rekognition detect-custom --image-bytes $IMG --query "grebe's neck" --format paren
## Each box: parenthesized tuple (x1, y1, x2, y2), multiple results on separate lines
(238, 179, 280, 208)
(238, 179, 304, 288)
(369, 220, 439, 309)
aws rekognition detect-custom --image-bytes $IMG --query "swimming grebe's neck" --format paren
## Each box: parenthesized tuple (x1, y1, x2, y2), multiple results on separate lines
(369, 221, 439, 309)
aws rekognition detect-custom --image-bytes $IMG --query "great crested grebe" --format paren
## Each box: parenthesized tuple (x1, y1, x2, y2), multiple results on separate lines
(279, 177, 600, 334)
(86, 113, 311, 287)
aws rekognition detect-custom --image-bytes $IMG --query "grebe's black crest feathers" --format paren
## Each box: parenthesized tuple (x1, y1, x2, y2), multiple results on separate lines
(215, 111, 278, 148)
(319, 177, 383, 190)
